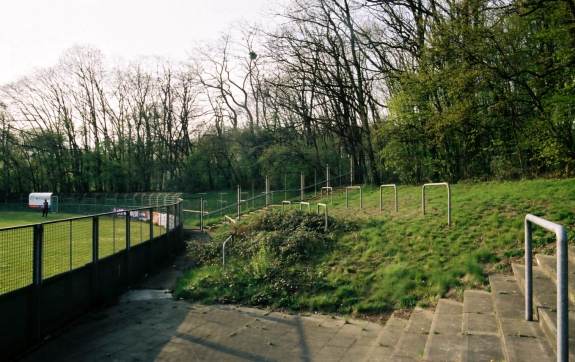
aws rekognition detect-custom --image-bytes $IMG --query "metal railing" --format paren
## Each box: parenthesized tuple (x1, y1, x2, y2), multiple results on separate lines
(298, 201, 311, 212)
(181, 170, 351, 229)
(281, 200, 292, 212)
(524, 214, 568, 362)
(0, 202, 183, 296)
(422, 182, 451, 226)
(0, 199, 184, 358)
(380, 184, 398, 212)
(345, 186, 363, 209)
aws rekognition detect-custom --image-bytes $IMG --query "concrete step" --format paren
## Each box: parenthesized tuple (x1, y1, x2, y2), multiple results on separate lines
(536, 253, 575, 305)
(461, 290, 505, 362)
(391, 308, 433, 361)
(490, 275, 555, 362)
(364, 314, 408, 362)
(537, 308, 575, 361)
(512, 263, 559, 311)
(422, 299, 463, 362)
(512, 263, 575, 361)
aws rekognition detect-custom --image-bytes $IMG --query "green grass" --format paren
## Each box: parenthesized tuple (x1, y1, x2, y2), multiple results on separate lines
(176, 178, 575, 315)
(0, 210, 166, 294)
(0, 211, 82, 228)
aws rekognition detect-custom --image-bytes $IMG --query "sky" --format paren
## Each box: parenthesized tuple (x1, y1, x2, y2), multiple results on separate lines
(0, 0, 284, 85)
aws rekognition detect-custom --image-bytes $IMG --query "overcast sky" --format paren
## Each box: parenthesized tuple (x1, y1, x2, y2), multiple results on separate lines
(0, 0, 284, 85)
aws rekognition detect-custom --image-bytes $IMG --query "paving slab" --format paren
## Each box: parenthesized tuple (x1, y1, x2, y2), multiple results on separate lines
(462, 334, 505, 362)
(490, 275, 555, 362)
(536, 253, 575, 300)
(364, 315, 408, 362)
(461, 290, 504, 362)
(512, 263, 561, 310)
(21, 289, 388, 362)
(536, 253, 575, 305)
(423, 299, 463, 362)
(392, 308, 433, 360)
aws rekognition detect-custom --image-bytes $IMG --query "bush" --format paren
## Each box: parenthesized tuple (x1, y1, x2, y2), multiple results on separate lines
(175, 210, 357, 310)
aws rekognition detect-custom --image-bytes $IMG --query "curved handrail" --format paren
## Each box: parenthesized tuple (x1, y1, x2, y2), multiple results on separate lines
(379, 184, 398, 212)
(421, 182, 451, 226)
(524, 214, 568, 362)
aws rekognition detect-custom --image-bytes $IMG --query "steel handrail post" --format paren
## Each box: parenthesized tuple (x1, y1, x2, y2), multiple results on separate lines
(524, 214, 568, 362)
(379, 184, 398, 212)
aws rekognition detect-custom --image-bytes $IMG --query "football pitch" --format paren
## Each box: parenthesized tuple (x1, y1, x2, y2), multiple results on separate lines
(0, 210, 166, 295)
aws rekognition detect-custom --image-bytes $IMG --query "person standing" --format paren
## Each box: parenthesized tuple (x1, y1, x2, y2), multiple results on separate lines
(42, 199, 49, 218)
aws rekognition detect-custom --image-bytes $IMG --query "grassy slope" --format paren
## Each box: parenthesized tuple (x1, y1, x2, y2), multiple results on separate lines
(179, 178, 575, 315)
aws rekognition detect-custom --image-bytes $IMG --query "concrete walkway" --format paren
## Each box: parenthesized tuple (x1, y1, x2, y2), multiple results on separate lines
(23, 244, 388, 362)
(23, 294, 387, 362)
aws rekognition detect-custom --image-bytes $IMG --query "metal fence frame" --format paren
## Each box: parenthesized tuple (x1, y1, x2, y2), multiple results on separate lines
(345, 186, 363, 209)
(0, 200, 184, 359)
(421, 182, 451, 226)
(524, 214, 568, 362)
(379, 184, 398, 212)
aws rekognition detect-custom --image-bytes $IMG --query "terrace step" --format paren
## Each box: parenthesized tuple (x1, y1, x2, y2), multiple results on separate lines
(512, 263, 575, 360)
(535, 253, 575, 305)
(422, 299, 463, 362)
(461, 290, 505, 362)
(490, 274, 555, 362)
(391, 308, 433, 361)
(363, 314, 408, 362)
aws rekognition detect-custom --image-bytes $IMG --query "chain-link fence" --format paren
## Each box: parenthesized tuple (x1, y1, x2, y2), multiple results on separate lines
(0, 201, 182, 296)
(183, 168, 352, 229)
(0, 192, 182, 215)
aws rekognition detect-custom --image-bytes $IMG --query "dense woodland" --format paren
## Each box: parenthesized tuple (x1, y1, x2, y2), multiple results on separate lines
(0, 0, 573, 194)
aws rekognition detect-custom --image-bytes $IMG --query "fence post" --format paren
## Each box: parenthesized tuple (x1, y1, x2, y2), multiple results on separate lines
(300, 172, 304, 201)
(265, 176, 269, 207)
(284, 174, 287, 201)
(168, 205, 175, 252)
(29, 224, 43, 344)
(326, 164, 330, 188)
(149, 207, 154, 268)
(200, 197, 204, 231)
(237, 185, 241, 220)
(91, 216, 100, 303)
(125, 211, 131, 284)
(350, 156, 353, 186)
